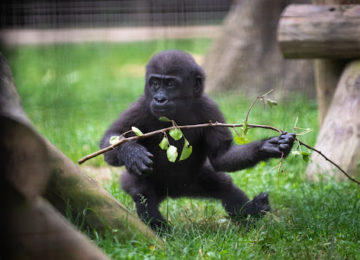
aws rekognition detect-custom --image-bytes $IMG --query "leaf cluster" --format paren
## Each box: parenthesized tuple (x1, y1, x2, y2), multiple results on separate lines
(158, 117, 192, 163)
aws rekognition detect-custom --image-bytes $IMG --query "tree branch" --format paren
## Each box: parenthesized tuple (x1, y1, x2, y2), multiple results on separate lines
(77, 121, 359, 186)
(298, 140, 360, 185)
(79, 89, 359, 186)
(77, 122, 282, 164)
(245, 89, 274, 124)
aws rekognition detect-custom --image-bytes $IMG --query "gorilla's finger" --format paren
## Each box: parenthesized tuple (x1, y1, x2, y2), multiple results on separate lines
(131, 165, 143, 176)
(279, 144, 289, 151)
(281, 133, 295, 141)
(142, 155, 153, 166)
(139, 163, 153, 174)
(268, 137, 280, 144)
(145, 151, 154, 158)
(278, 139, 291, 144)
(264, 146, 282, 156)
(132, 169, 142, 176)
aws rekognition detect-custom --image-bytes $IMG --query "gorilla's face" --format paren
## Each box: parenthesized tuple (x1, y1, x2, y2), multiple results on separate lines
(144, 50, 204, 120)
(147, 73, 183, 118)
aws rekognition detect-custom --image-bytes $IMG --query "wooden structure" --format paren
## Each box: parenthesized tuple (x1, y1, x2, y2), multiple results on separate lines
(278, 1, 360, 180)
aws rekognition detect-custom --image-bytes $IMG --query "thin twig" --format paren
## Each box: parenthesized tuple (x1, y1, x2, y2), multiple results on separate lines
(245, 89, 274, 124)
(298, 140, 360, 185)
(78, 122, 360, 186)
(77, 122, 282, 164)
(78, 89, 360, 186)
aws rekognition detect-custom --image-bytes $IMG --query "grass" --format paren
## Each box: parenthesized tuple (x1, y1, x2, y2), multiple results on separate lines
(2, 39, 360, 259)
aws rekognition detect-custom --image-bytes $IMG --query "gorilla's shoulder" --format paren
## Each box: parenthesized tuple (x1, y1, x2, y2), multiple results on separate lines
(195, 94, 224, 122)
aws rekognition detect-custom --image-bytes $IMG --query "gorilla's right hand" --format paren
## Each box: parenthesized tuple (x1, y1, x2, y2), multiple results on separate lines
(260, 132, 295, 158)
(119, 142, 153, 176)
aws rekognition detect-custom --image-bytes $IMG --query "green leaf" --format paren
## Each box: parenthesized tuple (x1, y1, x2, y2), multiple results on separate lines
(131, 126, 143, 136)
(169, 128, 183, 141)
(159, 136, 169, 150)
(109, 135, 121, 145)
(266, 98, 278, 108)
(301, 151, 310, 163)
(234, 136, 249, 145)
(158, 116, 171, 122)
(166, 145, 178, 163)
(179, 139, 192, 161)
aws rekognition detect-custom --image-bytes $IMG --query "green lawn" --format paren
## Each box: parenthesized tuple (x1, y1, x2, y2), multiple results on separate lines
(3, 40, 360, 259)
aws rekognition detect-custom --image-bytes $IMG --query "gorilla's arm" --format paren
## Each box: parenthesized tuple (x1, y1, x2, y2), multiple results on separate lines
(208, 132, 295, 172)
(100, 97, 154, 175)
(200, 96, 295, 172)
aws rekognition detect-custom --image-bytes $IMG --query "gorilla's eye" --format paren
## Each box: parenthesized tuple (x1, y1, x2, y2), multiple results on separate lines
(151, 79, 160, 90)
(166, 79, 175, 88)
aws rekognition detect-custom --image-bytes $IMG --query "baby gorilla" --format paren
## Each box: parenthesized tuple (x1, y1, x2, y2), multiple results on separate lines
(100, 50, 295, 231)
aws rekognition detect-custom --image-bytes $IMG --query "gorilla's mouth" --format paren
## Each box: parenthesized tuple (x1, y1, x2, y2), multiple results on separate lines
(150, 104, 175, 117)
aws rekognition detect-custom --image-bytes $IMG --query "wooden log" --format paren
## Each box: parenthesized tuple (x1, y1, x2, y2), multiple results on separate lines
(306, 61, 360, 180)
(3, 184, 110, 260)
(44, 141, 163, 244)
(0, 116, 50, 198)
(312, 0, 354, 125)
(278, 4, 360, 59)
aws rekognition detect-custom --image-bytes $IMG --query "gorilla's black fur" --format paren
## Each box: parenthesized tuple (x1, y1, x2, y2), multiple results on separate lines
(100, 50, 295, 230)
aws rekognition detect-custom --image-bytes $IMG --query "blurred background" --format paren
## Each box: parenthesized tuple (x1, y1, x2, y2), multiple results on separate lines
(0, 0, 316, 165)
(3, 2, 360, 259)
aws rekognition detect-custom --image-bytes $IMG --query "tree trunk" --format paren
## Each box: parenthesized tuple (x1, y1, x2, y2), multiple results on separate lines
(306, 61, 360, 180)
(314, 60, 346, 126)
(44, 141, 160, 243)
(3, 181, 110, 260)
(0, 52, 163, 255)
(203, 0, 314, 97)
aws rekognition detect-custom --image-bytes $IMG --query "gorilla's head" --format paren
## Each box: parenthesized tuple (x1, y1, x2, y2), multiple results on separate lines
(144, 50, 205, 119)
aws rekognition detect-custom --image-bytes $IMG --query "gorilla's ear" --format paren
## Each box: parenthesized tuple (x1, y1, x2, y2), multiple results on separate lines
(193, 74, 204, 97)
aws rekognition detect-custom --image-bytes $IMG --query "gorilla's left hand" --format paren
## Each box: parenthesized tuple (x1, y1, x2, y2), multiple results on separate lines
(260, 132, 295, 158)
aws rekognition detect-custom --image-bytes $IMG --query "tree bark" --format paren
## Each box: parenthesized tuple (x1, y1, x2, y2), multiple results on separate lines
(3, 181, 110, 260)
(306, 61, 360, 180)
(44, 141, 161, 243)
(203, 0, 314, 97)
(314, 60, 347, 125)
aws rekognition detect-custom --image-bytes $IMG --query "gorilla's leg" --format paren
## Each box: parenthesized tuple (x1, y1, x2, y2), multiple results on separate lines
(121, 171, 166, 231)
(184, 164, 270, 218)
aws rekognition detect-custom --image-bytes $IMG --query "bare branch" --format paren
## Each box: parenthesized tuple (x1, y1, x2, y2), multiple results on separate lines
(78, 122, 282, 164)
(298, 140, 360, 185)
(78, 89, 360, 186)
(245, 89, 274, 124)
(77, 121, 359, 186)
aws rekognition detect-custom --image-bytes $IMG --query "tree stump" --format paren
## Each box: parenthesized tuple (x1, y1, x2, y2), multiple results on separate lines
(278, 2, 360, 179)
(306, 61, 360, 179)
